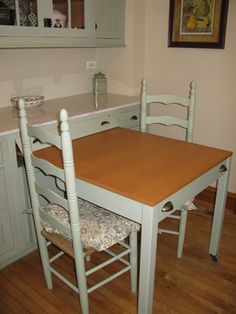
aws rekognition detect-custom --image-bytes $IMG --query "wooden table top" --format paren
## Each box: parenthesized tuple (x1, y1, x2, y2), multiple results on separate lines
(35, 128, 232, 206)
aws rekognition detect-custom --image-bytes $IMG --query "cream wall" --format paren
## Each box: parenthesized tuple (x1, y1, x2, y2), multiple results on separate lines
(144, 0, 236, 193)
(0, 48, 98, 107)
(0, 0, 235, 192)
(97, 0, 146, 96)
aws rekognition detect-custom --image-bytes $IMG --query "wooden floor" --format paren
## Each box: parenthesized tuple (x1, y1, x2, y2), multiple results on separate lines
(0, 200, 236, 314)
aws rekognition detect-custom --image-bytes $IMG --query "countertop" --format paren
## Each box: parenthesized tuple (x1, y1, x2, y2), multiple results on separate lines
(0, 93, 140, 136)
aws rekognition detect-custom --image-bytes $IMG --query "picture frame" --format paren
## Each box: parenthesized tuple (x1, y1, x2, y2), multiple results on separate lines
(168, 0, 229, 49)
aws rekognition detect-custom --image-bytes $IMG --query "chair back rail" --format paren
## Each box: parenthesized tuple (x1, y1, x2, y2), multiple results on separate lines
(140, 78, 196, 259)
(141, 78, 196, 143)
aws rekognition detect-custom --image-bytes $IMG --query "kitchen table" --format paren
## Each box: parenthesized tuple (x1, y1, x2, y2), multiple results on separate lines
(35, 127, 232, 314)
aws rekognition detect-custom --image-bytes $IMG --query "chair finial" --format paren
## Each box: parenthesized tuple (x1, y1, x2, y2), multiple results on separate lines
(18, 98, 25, 110)
(190, 81, 196, 97)
(18, 98, 27, 120)
(141, 78, 147, 94)
(60, 109, 68, 122)
(60, 109, 70, 133)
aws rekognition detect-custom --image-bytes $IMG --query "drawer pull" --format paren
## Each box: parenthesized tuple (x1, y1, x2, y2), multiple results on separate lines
(161, 201, 174, 212)
(101, 120, 110, 126)
(33, 138, 40, 144)
(219, 165, 227, 172)
(131, 114, 138, 121)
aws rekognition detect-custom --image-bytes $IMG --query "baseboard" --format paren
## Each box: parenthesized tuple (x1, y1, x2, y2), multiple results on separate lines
(196, 186, 236, 214)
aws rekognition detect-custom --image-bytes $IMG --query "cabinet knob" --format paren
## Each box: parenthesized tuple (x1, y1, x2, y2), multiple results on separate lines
(161, 201, 174, 212)
(95, 23, 98, 30)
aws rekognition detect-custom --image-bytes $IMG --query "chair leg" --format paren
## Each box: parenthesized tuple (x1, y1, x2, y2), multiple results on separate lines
(37, 233, 53, 289)
(73, 245, 89, 314)
(177, 209, 188, 258)
(129, 230, 138, 293)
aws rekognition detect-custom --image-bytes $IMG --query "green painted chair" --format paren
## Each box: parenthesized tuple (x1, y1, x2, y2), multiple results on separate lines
(18, 99, 139, 314)
(140, 78, 196, 258)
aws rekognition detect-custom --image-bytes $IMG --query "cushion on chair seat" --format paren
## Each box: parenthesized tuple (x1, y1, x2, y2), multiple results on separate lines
(40, 198, 140, 252)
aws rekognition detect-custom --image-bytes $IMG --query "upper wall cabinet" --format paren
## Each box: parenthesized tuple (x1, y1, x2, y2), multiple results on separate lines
(0, 0, 125, 48)
(95, 0, 125, 47)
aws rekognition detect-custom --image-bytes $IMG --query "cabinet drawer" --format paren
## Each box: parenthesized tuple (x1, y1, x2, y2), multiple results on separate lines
(15, 114, 120, 153)
(118, 109, 140, 128)
(70, 114, 119, 140)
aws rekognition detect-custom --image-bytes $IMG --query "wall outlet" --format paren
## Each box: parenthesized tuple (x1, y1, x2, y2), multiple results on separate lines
(86, 61, 97, 69)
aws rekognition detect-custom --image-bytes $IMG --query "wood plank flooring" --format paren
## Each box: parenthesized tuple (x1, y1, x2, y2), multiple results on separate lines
(0, 200, 235, 314)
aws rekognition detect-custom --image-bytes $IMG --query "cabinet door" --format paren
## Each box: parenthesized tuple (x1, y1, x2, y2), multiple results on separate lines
(0, 212, 15, 257)
(95, 0, 125, 41)
(0, 142, 15, 260)
(0, 0, 93, 47)
(0, 138, 36, 269)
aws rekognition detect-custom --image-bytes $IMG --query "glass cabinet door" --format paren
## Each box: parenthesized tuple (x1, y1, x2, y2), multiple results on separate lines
(0, 0, 125, 47)
(52, 0, 84, 30)
(0, 0, 89, 37)
(0, 0, 38, 27)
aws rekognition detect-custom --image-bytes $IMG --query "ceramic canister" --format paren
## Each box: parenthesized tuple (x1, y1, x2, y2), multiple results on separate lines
(93, 72, 107, 95)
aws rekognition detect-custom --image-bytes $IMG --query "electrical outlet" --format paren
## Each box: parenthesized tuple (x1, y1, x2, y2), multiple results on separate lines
(86, 61, 97, 69)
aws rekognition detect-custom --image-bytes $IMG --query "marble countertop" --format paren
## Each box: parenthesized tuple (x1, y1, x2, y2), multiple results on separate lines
(0, 93, 139, 136)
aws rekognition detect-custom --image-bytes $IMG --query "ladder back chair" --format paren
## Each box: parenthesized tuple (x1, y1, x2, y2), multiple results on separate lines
(140, 78, 196, 258)
(18, 99, 140, 314)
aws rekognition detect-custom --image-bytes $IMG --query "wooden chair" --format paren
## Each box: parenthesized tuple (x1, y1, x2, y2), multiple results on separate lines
(140, 78, 196, 258)
(18, 99, 139, 314)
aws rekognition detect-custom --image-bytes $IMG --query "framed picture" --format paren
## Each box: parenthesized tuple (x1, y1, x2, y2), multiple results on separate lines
(168, 0, 229, 49)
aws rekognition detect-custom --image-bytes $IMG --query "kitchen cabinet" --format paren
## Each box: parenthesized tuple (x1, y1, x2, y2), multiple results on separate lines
(0, 0, 125, 48)
(95, 0, 125, 47)
(0, 93, 140, 268)
(0, 137, 36, 269)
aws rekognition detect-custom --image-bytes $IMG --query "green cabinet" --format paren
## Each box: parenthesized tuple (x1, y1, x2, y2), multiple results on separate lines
(0, 0, 125, 48)
(0, 137, 36, 269)
(95, 0, 125, 47)
(0, 142, 15, 261)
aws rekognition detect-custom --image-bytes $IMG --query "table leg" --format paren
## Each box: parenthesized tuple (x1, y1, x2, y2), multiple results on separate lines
(209, 157, 231, 258)
(138, 204, 159, 314)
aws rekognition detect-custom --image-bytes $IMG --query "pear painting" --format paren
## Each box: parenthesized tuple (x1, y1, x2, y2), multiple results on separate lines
(181, 0, 215, 34)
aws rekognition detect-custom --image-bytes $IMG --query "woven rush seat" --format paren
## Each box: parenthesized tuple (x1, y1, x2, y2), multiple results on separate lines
(41, 198, 140, 252)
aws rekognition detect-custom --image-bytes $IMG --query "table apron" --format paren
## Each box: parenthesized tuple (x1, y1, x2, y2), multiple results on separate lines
(157, 158, 230, 222)
(76, 179, 143, 223)
(76, 157, 230, 225)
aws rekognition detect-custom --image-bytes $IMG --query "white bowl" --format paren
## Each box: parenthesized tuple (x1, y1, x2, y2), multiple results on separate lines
(11, 95, 44, 108)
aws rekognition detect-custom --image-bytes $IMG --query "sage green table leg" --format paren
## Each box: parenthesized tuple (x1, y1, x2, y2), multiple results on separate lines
(138, 204, 159, 314)
(209, 157, 231, 260)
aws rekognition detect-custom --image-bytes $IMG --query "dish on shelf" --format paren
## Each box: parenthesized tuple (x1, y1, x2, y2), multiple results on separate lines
(11, 95, 44, 108)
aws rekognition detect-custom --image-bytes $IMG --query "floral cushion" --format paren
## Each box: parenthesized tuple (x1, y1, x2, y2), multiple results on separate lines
(40, 198, 140, 252)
